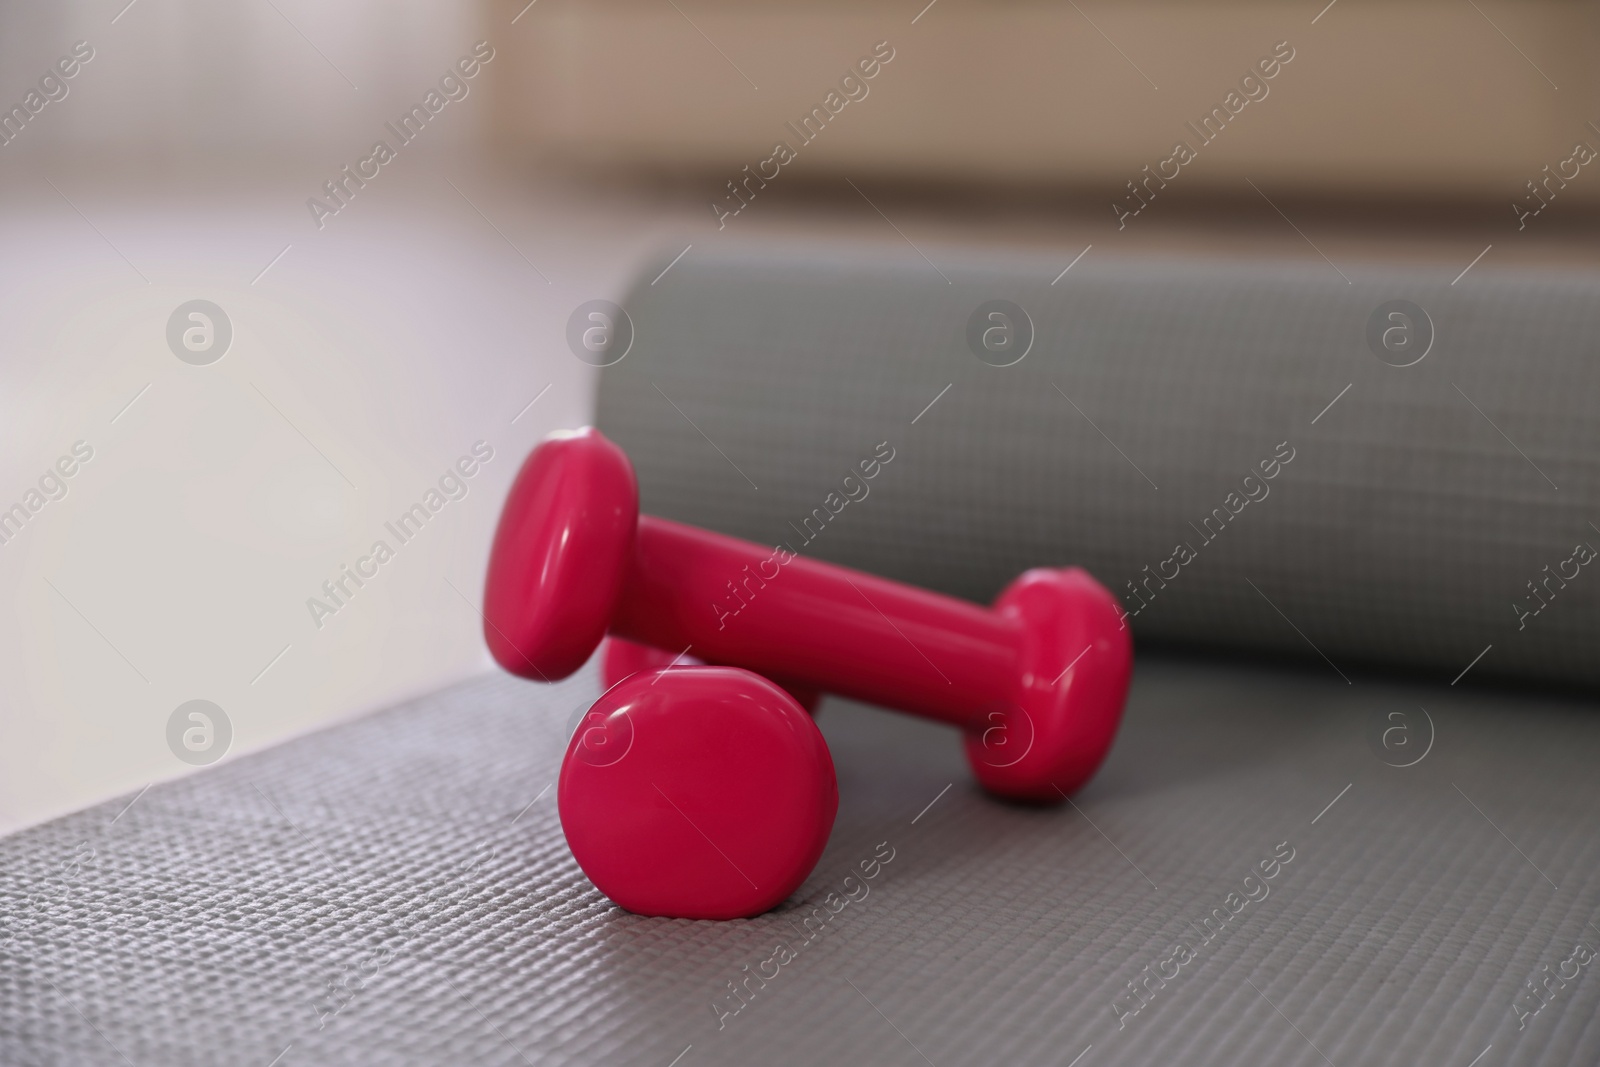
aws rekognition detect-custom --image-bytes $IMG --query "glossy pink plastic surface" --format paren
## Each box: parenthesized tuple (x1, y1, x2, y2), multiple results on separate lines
(601, 636, 822, 715)
(483, 428, 636, 680)
(558, 666, 837, 919)
(487, 427, 1134, 802)
(615, 519, 1131, 801)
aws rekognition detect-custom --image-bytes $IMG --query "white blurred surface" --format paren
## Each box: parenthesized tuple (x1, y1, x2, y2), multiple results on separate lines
(0, 148, 720, 832)
(0, 0, 485, 157)
(0, 0, 905, 831)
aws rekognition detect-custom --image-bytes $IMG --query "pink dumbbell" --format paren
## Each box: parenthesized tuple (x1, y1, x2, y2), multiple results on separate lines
(484, 427, 1132, 802)
(560, 665, 836, 920)
(602, 636, 822, 714)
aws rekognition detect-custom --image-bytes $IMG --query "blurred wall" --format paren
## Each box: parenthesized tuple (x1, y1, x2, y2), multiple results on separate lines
(0, 1, 484, 161)
(0, 0, 636, 833)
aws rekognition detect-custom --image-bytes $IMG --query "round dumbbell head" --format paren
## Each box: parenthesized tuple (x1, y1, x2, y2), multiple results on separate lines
(559, 666, 837, 920)
(966, 567, 1133, 802)
(484, 427, 639, 681)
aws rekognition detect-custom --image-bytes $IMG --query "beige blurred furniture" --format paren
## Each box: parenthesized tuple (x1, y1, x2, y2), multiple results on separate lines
(491, 0, 1600, 203)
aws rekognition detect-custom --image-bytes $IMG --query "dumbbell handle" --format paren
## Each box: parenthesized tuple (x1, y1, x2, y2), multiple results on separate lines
(611, 516, 1020, 729)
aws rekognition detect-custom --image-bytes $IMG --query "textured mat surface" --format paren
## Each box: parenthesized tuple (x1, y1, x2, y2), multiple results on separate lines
(596, 243, 1600, 689)
(2, 656, 1597, 1066)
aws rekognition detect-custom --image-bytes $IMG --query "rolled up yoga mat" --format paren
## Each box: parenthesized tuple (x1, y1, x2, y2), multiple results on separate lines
(596, 242, 1600, 689)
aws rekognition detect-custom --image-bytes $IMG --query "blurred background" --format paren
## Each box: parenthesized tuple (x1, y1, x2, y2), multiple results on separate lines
(2, 0, 1597, 834)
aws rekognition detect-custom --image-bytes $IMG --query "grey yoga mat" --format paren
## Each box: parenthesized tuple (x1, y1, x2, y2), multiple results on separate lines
(595, 241, 1600, 690)
(6, 659, 1598, 1067)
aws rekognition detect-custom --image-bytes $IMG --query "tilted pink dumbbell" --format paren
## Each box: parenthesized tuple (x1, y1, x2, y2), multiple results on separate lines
(484, 427, 1132, 802)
